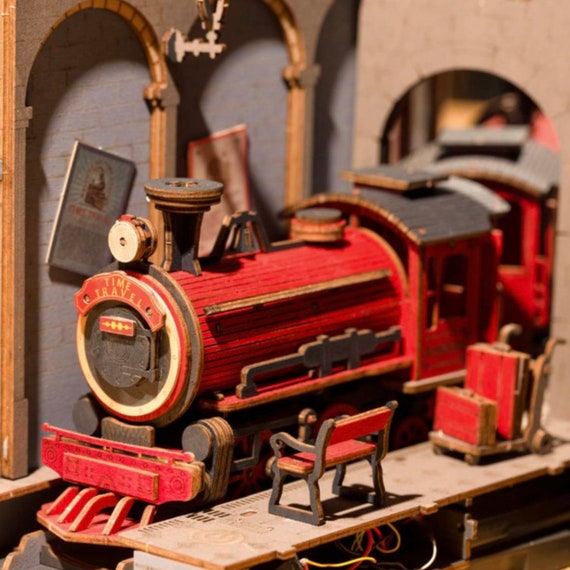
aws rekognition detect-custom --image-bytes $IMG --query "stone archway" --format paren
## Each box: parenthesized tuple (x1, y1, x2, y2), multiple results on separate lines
(50, 1, 175, 178)
(260, 0, 314, 204)
(354, 0, 570, 419)
(1, 1, 176, 478)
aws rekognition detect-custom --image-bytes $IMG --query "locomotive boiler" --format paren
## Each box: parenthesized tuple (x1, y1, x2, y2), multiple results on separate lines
(73, 178, 407, 428)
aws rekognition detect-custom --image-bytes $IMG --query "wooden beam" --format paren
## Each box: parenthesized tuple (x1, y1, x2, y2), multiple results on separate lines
(1, 0, 29, 479)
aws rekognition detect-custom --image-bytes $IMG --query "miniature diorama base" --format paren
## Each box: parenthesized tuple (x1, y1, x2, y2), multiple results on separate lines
(53, 417, 568, 570)
(0, 467, 59, 504)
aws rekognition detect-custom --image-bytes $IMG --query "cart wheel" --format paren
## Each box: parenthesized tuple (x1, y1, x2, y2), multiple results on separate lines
(432, 444, 445, 456)
(464, 453, 480, 465)
(530, 429, 553, 455)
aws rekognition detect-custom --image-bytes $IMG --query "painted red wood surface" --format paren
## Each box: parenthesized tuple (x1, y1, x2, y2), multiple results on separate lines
(172, 228, 406, 394)
(420, 239, 484, 379)
(328, 407, 393, 445)
(465, 345, 528, 440)
(42, 424, 199, 504)
(200, 355, 412, 412)
(279, 440, 377, 474)
(276, 404, 395, 477)
(490, 181, 553, 331)
(433, 387, 497, 446)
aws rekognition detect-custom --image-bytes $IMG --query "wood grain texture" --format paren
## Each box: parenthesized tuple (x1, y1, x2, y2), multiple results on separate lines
(1, 0, 29, 480)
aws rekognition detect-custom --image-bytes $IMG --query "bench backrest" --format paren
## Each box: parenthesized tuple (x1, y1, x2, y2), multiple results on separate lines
(328, 401, 398, 446)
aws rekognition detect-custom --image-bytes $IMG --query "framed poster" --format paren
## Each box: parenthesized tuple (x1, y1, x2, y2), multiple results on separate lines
(46, 141, 136, 275)
(188, 124, 250, 256)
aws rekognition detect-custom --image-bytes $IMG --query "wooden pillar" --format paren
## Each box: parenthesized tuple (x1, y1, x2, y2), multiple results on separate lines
(283, 63, 320, 205)
(144, 81, 180, 179)
(1, 0, 30, 479)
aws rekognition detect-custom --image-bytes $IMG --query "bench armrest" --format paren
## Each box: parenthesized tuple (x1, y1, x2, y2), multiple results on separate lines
(270, 431, 316, 456)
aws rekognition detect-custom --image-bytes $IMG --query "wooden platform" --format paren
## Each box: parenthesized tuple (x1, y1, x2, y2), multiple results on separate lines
(0, 467, 59, 503)
(115, 418, 570, 570)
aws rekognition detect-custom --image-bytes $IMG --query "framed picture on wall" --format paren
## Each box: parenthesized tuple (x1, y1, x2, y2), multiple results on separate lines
(187, 123, 250, 256)
(46, 141, 136, 276)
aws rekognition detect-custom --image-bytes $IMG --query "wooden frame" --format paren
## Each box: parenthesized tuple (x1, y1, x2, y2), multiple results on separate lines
(1, 2, 173, 479)
(0, 0, 327, 482)
(187, 124, 250, 256)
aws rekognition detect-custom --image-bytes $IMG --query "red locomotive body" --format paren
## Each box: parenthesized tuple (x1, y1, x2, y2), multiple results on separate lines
(39, 171, 506, 539)
(74, 223, 407, 427)
(290, 168, 503, 385)
(400, 126, 559, 344)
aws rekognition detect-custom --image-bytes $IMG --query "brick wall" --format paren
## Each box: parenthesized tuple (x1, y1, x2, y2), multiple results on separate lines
(354, 0, 570, 419)
(312, 0, 358, 194)
(173, 0, 289, 240)
(15, 0, 349, 468)
(25, 8, 151, 465)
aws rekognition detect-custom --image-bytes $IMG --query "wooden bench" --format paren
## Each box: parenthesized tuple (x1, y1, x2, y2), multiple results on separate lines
(268, 401, 398, 525)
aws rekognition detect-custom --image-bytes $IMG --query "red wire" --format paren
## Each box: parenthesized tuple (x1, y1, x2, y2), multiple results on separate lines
(372, 525, 390, 551)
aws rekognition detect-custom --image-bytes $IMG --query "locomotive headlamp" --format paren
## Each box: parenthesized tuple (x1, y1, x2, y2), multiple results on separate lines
(108, 215, 157, 263)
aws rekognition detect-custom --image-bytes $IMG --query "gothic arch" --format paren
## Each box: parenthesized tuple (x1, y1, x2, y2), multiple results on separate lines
(260, 0, 314, 204)
(261, 0, 305, 66)
(379, 66, 554, 162)
(354, 0, 570, 418)
(46, 1, 177, 177)
(354, 1, 569, 167)
(1, 1, 177, 477)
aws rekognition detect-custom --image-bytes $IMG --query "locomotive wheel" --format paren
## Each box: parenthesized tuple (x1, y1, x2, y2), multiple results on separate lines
(391, 415, 429, 449)
(530, 428, 553, 455)
(315, 403, 359, 431)
(227, 430, 273, 499)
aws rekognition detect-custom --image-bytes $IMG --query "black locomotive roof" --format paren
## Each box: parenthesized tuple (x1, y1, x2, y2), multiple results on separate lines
(287, 167, 506, 246)
(354, 177, 496, 245)
(401, 126, 559, 197)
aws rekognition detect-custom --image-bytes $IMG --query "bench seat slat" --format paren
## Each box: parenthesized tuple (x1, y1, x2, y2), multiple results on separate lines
(277, 440, 376, 475)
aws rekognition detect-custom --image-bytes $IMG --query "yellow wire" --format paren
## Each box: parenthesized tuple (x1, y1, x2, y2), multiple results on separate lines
(374, 522, 402, 554)
(349, 533, 366, 553)
(336, 522, 403, 557)
(301, 556, 377, 568)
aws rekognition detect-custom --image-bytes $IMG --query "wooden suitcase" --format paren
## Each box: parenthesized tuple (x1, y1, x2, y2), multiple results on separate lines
(433, 386, 497, 446)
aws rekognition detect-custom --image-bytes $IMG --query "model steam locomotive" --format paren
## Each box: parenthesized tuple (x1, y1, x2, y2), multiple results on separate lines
(39, 165, 540, 539)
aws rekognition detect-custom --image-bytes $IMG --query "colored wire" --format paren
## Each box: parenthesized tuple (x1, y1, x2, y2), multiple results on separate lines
(300, 556, 377, 570)
(325, 518, 435, 570)
(417, 528, 437, 570)
(348, 530, 375, 570)
(336, 523, 402, 558)
(372, 522, 401, 554)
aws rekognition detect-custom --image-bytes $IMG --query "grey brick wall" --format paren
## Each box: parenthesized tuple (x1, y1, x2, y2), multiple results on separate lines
(14, 0, 349, 470)
(312, 0, 358, 194)
(172, 0, 289, 240)
(25, 8, 151, 465)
